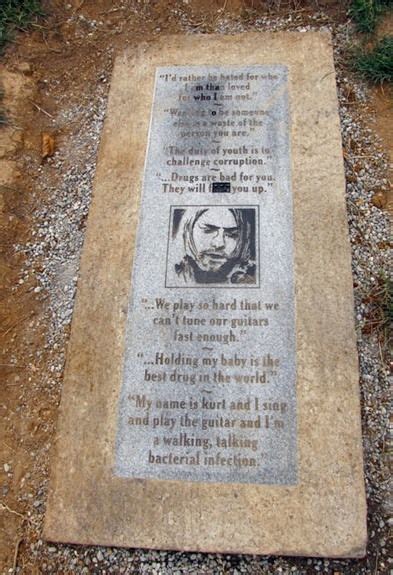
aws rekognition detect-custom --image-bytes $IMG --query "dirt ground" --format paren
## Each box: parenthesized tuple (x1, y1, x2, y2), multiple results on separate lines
(0, 1, 391, 574)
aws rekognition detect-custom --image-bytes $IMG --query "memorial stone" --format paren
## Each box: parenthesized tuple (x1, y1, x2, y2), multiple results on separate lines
(116, 64, 296, 486)
(44, 33, 367, 557)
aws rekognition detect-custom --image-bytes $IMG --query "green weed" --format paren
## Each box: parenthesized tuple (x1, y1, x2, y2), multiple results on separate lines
(0, 0, 44, 52)
(353, 35, 393, 83)
(349, 0, 391, 33)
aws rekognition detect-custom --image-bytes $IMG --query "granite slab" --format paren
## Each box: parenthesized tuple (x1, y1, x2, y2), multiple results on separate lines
(44, 32, 367, 558)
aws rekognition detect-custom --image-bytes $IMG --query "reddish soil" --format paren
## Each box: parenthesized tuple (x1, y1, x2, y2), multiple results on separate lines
(372, 12, 393, 216)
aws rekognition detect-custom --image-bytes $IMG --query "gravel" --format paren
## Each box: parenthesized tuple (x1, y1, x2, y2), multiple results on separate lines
(18, 86, 108, 345)
(9, 6, 392, 575)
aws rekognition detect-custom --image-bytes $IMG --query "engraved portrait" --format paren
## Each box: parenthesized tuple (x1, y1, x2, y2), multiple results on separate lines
(166, 206, 258, 287)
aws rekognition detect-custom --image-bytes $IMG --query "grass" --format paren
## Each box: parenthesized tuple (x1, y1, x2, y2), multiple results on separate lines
(353, 35, 393, 82)
(349, 0, 392, 33)
(0, 0, 44, 53)
(0, 1, 44, 125)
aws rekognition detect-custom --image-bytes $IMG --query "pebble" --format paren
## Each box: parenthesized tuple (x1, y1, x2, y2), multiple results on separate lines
(16, 61, 32, 75)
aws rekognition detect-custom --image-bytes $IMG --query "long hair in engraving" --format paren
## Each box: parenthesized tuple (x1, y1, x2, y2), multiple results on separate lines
(167, 206, 256, 286)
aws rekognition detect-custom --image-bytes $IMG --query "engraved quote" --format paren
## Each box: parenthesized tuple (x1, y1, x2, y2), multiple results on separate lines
(115, 65, 296, 485)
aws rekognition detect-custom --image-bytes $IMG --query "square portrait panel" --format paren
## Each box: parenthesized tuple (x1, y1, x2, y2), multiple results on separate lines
(165, 205, 259, 288)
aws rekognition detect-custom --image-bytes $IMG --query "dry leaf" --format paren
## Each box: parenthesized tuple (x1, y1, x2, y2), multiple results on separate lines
(41, 132, 55, 159)
(344, 84, 356, 103)
(371, 190, 387, 209)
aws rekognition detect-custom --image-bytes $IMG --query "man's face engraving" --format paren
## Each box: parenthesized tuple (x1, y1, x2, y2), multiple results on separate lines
(192, 208, 240, 273)
(169, 205, 256, 286)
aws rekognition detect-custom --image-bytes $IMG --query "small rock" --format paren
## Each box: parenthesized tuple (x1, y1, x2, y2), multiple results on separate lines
(3, 463, 10, 473)
(16, 62, 32, 75)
